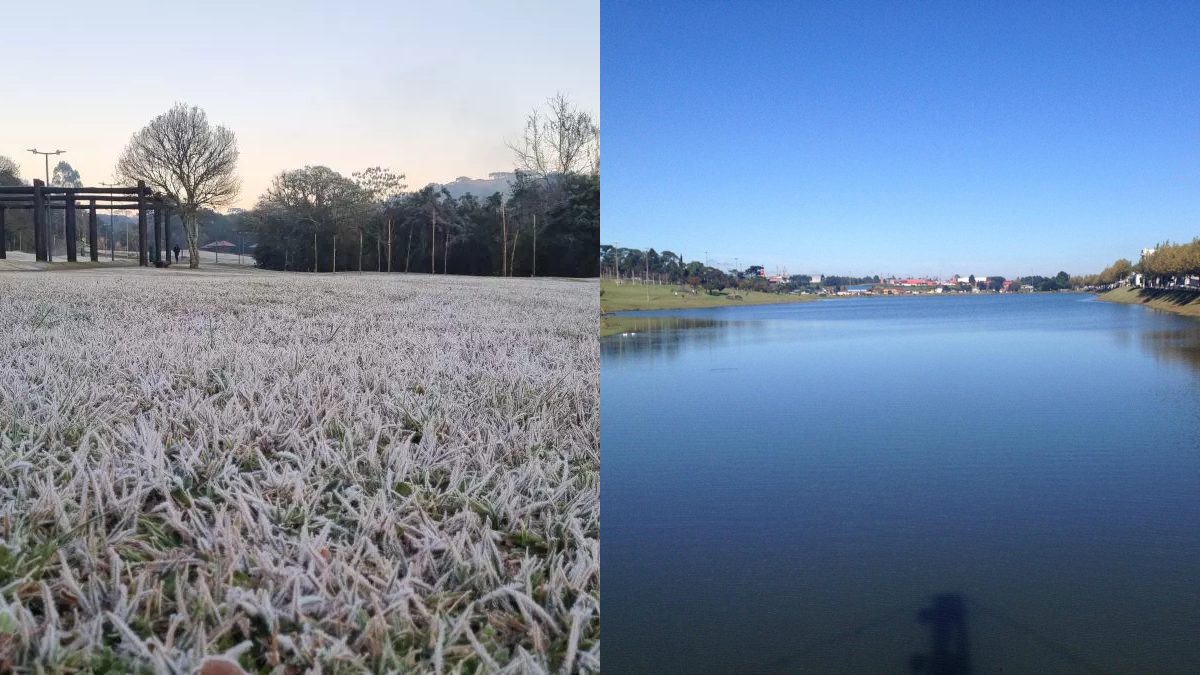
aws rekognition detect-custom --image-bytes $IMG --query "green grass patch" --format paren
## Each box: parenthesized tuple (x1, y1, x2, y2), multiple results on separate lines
(1098, 286, 1200, 318)
(600, 279, 817, 313)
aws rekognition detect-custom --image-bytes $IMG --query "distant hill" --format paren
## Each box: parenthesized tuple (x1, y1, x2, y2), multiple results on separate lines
(437, 172, 514, 199)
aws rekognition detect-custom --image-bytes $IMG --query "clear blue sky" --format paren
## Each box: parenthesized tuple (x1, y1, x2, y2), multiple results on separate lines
(602, 1, 1200, 278)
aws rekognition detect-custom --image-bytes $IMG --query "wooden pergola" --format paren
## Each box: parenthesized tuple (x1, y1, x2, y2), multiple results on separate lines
(0, 179, 172, 267)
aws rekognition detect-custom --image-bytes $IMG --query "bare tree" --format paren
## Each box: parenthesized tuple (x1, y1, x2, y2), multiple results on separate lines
(506, 94, 598, 277)
(116, 103, 240, 268)
(1, 155, 23, 182)
(507, 93, 599, 180)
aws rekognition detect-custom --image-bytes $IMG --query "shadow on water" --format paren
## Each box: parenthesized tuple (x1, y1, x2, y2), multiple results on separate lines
(751, 593, 971, 675)
(750, 592, 1120, 675)
(910, 594, 971, 675)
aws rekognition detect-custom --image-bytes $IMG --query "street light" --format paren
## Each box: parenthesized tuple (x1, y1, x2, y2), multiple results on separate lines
(235, 230, 248, 265)
(27, 148, 65, 184)
(99, 181, 120, 261)
(28, 148, 65, 262)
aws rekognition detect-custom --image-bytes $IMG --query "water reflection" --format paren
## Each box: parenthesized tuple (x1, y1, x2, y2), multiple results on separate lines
(601, 316, 759, 363)
(1140, 328, 1200, 375)
(602, 294, 1200, 673)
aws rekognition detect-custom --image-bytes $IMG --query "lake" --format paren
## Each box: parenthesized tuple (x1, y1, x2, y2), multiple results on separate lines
(601, 293, 1200, 674)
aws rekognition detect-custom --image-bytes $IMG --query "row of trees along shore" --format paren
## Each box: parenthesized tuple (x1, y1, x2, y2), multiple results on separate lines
(1081, 238, 1200, 288)
(1080, 237, 1200, 288)
(1, 94, 599, 277)
(602, 245, 1077, 294)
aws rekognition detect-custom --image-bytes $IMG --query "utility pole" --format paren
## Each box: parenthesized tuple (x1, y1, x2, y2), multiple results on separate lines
(99, 181, 119, 260)
(28, 148, 65, 262)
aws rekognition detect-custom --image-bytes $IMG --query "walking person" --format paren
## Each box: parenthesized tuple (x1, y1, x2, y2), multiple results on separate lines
(173, 245, 180, 263)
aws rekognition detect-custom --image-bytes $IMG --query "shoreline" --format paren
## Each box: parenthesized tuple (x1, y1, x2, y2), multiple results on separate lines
(600, 288, 1094, 336)
(1097, 286, 1200, 318)
(600, 279, 819, 313)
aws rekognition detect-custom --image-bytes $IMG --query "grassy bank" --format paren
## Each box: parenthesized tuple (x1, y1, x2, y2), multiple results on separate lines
(0, 267, 598, 673)
(600, 279, 818, 313)
(1098, 286, 1200, 318)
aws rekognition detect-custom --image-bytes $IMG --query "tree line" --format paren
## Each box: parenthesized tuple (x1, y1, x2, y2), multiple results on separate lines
(3, 94, 599, 278)
(1138, 239, 1200, 282)
(601, 245, 884, 293)
(1081, 239, 1200, 288)
(252, 164, 597, 278)
(602, 244, 1093, 295)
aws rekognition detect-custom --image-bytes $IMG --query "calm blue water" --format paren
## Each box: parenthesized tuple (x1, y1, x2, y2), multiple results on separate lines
(602, 294, 1200, 674)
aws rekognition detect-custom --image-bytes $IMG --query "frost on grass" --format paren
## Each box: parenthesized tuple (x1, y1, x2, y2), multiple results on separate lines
(0, 269, 599, 673)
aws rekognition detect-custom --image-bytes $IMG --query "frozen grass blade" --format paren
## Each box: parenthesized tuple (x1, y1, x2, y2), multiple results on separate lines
(0, 268, 600, 672)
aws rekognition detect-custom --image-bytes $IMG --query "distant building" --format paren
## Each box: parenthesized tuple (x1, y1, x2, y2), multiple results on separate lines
(840, 284, 874, 295)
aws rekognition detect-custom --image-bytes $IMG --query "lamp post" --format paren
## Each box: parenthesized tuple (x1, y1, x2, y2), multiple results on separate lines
(236, 230, 247, 265)
(99, 181, 120, 261)
(27, 148, 64, 184)
(28, 148, 65, 261)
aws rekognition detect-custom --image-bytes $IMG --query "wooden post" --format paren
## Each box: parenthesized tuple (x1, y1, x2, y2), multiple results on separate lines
(0, 206, 6, 259)
(88, 200, 99, 262)
(65, 191, 78, 262)
(137, 181, 148, 266)
(163, 205, 171, 265)
(501, 203, 507, 277)
(154, 204, 164, 266)
(510, 229, 518, 276)
(33, 180, 46, 261)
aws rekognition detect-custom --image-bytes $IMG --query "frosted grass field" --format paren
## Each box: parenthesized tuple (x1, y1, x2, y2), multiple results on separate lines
(0, 267, 599, 673)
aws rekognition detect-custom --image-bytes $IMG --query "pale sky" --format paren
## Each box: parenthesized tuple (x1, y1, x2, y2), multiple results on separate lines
(1, 0, 598, 209)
